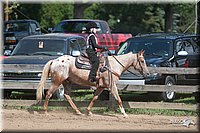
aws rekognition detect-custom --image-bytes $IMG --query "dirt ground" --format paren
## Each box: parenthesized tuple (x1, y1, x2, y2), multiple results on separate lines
(1, 108, 199, 132)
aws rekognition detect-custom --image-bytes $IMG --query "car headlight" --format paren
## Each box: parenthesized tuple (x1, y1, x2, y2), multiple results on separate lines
(5, 36, 17, 44)
(149, 64, 158, 67)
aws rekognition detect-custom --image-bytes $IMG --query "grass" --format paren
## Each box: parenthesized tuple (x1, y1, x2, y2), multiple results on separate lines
(3, 105, 199, 117)
(4, 90, 199, 116)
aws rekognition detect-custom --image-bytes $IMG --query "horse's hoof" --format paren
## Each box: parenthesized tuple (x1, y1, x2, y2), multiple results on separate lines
(123, 113, 129, 118)
(76, 112, 83, 115)
(87, 111, 93, 116)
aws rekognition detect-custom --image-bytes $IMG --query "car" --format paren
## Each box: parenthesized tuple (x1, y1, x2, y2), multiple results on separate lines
(49, 19, 132, 54)
(117, 33, 200, 101)
(4, 19, 42, 55)
(2, 33, 87, 99)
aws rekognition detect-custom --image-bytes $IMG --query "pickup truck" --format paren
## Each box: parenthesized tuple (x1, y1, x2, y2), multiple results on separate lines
(118, 33, 200, 102)
(2, 33, 87, 99)
(50, 19, 132, 54)
(3, 19, 42, 55)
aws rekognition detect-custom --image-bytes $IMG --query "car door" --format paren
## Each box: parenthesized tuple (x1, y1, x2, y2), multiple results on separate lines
(68, 38, 81, 56)
(175, 38, 197, 67)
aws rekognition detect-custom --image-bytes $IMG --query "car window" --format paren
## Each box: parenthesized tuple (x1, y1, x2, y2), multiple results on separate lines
(12, 39, 65, 56)
(30, 22, 37, 32)
(77, 38, 87, 52)
(54, 21, 88, 33)
(68, 39, 80, 55)
(117, 38, 173, 57)
(175, 39, 195, 55)
(4, 22, 28, 32)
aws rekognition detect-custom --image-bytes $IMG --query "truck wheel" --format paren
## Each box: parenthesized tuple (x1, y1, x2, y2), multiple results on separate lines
(194, 92, 200, 103)
(161, 76, 176, 101)
(3, 90, 12, 99)
(53, 88, 64, 99)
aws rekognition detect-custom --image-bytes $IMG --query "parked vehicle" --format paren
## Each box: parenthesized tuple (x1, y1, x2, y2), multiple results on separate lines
(2, 33, 87, 99)
(49, 19, 132, 54)
(4, 19, 42, 55)
(117, 33, 200, 101)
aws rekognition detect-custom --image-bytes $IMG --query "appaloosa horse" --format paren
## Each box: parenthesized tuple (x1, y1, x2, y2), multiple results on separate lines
(36, 50, 149, 117)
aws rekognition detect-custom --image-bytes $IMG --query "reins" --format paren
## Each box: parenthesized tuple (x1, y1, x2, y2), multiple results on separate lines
(112, 54, 143, 77)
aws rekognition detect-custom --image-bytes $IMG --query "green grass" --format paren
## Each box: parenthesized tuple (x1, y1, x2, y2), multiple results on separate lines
(3, 104, 199, 117)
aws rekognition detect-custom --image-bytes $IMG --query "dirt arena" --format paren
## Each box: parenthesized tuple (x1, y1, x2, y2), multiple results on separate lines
(1, 108, 199, 132)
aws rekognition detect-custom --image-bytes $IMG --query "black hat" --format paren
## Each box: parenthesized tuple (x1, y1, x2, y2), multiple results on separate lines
(86, 22, 99, 31)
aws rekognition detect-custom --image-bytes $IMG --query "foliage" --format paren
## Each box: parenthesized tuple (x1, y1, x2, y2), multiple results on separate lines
(173, 4, 196, 33)
(39, 4, 73, 30)
(3, 2, 197, 35)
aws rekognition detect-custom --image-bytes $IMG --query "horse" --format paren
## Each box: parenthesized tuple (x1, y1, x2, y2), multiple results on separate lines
(36, 50, 150, 117)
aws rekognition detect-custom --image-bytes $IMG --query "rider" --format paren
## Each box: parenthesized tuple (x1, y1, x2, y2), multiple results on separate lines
(85, 22, 107, 82)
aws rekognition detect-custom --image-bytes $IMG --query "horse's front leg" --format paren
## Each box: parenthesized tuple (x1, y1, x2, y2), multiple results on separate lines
(111, 83, 128, 118)
(63, 81, 82, 115)
(87, 87, 104, 116)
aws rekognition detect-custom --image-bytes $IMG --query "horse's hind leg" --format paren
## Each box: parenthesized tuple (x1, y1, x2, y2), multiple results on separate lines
(111, 83, 128, 118)
(87, 87, 104, 116)
(62, 81, 82, 115)
(43, 84, 59, 114)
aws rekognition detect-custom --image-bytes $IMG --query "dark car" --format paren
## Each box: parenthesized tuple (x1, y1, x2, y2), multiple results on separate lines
(117, 33, 200, 101)
(4, 19, 42, 55)
(2, 33, 87, 99)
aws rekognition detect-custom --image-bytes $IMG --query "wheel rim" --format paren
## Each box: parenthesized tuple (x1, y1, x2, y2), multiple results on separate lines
(166, 80, 174, 99)
(58, 88, 64, 99)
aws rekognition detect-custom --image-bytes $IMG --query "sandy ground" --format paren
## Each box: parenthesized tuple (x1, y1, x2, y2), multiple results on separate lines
(1, 108, 199, 132)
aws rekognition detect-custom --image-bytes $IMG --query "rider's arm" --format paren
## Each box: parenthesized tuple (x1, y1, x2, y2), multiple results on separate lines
(90, 35, 105, 49)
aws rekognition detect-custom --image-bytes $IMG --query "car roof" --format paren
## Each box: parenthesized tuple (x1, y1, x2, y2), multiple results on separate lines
(59, 19, 106, 23)
(22, 33, 85, 40)
(4, 19, 39, 23)
(129, 33, 200, 41)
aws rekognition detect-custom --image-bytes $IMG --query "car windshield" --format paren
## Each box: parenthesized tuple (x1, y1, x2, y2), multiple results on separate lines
(117, 38, 173, 58)
(12, 39, 65, 56)
(53, 21, 100, 33)
(4, 22, 29, 32)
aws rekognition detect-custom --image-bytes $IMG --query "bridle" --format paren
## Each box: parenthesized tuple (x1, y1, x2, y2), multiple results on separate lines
(112, 53, 145, 77)
(132, 53, 145, 75)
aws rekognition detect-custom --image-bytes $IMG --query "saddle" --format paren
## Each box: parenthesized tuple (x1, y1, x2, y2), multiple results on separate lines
(75, 52, 109, 73)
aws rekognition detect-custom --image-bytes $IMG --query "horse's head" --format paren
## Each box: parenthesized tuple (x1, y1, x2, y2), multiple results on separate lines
(133, 50, 150, 78)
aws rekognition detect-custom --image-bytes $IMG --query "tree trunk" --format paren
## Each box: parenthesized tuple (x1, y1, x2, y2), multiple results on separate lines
(165, 4, 173, 33)
(73, 3, 92, 19)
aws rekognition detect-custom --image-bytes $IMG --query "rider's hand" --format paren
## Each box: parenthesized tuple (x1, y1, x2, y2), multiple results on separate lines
(103, 46, 108, 51)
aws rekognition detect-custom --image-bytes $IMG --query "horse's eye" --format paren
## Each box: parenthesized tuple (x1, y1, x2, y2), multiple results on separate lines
(141, 60, 144, 64)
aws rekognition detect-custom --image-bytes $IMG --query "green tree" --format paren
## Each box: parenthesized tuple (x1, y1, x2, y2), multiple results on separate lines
(173, 4, 196, 33)
(39, 4, 73, 30)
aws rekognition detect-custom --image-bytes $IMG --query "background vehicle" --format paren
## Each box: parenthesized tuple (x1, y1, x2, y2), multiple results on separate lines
(2, 33, 87, 99)
(4, 19, 42, 55)
(117, 33, 200, 101)
(49, 19, 132, 54)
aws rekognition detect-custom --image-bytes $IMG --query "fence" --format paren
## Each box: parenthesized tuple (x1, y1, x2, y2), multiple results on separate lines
(1, 64, 199, 110)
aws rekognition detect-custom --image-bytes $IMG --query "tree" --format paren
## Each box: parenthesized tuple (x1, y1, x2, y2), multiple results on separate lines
(73, 2, 92, 18)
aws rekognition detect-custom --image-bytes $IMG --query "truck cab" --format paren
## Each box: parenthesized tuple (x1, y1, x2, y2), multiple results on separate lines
(50, 19, 132, 54)
(4, 19, 42, 55)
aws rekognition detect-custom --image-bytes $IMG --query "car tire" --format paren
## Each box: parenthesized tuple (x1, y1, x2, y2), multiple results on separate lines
(53, 88, 65, 99)
(194, 92, 200, 103)
(161, 76, 176, 101)
(3, 90, 12, 99)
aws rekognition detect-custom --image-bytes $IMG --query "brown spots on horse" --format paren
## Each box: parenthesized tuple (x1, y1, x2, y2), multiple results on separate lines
(62, 60, 64, 63)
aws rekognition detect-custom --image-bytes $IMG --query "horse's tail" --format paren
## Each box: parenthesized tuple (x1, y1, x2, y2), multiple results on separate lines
(36, 60, 53, 102)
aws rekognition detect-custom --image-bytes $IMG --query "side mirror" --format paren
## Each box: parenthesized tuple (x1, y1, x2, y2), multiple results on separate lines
(178, 51, 188, 56)
(48, 28, 53, 33)
(35, 28, 41, 31)
(71, 50, 80, 57)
